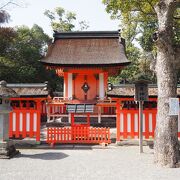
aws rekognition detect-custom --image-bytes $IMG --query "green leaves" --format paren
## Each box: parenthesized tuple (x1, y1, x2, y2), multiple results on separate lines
(0, 25, 62, 90)
(103, 0, 179, 83)
(44, 7, 76, 32)
(102, 0, 158, 51)
(44, 6, 89, 32)
(0, 27, 16, 56)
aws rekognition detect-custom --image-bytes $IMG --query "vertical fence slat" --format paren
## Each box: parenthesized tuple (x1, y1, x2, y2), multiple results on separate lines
(88, 127, 90, 142)
(68, 127, 70, 141)
(15, 112, 20, 138)
(152, 112, 157, 138)
(149, 113, 153, 136)
(127, 113, 131, 136)
(120, 113, 124, 137)
(36, 111, 40, 141)
(29, 112, 34, 138)
(46, 128, 48, 143)
(22, 112, 26, 138)
(145, 112, 149, 139)
(19, 113, 23, 132)
(131, 111, 135, 139)
(64, 127, 66, 141)
(71, 127, 74, 142)
(124, 112, 128, 139)
(98, 128, 100, 142)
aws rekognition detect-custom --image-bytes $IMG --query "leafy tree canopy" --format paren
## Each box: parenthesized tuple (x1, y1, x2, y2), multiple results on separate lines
(103, 0, 179, 49)
(103, 0, 179, 83)
(44, 6, 89, 31)
(0, 25, 62, 90)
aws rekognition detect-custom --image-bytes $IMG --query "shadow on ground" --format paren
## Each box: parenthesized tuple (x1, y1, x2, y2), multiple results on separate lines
(16, 152, 69, 160)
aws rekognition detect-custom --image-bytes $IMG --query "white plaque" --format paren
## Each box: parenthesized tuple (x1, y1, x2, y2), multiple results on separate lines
(169, 98, 179, 115)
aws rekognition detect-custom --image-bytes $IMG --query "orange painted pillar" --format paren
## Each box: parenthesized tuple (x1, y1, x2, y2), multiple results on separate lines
(36, 100, 41, 142)
(116, 100, 121, 142)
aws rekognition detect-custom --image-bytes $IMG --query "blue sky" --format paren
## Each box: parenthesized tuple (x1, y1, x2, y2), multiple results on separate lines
(4, 0, 120, 37)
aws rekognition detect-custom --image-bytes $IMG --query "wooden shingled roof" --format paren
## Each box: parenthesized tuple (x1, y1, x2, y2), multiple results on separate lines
(0, 81, 18, 98)
(40, 31, 130, 67)
(7, 83, 49, 97)
(107, 84, 180, 98)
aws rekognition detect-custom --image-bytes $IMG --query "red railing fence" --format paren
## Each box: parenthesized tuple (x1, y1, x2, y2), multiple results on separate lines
(9, 109, 41, 141)
(116, 109, 180, 140)
(47, 127, 111, 145)
(9, 99, 42, 141)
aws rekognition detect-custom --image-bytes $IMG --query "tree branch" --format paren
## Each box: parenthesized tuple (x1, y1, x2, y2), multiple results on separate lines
(0, 1, 21, 10)
(146, 0, 156, 13)
(135, 2, 156, 16)
(173, 16, 180, 20)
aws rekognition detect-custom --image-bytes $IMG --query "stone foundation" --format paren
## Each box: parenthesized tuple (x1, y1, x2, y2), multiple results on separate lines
(0, 141, 19, 159)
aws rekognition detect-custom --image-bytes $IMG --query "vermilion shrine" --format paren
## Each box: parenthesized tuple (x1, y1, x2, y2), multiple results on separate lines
(6, 31, 180, 145)
(41, 31, 129, 144)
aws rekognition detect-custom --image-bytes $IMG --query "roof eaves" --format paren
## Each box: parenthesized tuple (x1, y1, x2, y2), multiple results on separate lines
(40, 62, 131, 67)
(7, 83, 48, 88)
(53, 31, 120, 40)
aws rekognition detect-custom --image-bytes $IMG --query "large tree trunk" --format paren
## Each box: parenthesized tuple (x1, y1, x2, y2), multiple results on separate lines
(154, 0, 179, 167)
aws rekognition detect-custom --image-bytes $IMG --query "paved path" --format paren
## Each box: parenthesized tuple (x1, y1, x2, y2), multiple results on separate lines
(0, 146, 180, 180)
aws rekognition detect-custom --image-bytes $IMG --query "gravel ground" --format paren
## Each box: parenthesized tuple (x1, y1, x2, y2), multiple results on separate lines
(0, 146, 180, 180)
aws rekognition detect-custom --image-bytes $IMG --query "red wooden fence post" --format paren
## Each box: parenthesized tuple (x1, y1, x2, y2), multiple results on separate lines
(36, 100, 41, 142)
(131, 110, 135, 139)
(15, 112, 20, 138)
(116, 100, 121, 142)
(145, 111, 149, 139)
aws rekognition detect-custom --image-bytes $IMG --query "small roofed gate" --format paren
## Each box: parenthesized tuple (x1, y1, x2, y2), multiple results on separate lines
(47, 104, 111, 145)
(9, 98, 43, 142)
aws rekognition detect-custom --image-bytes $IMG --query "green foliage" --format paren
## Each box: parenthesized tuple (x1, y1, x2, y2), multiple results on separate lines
(102, 0, 158, 84)
(108, 42, 156, 84)
(118, 44, 140, 82)
(173, 8, 180, 46)
(0, 25, 62, 90)
(109, 26, 157, 84)
(44, 6, 89, 32)
(103, 0, 158, 51)
(103, 0, 179, 49)
(103, 0, 179, 83)
(139, 22, 157, 52)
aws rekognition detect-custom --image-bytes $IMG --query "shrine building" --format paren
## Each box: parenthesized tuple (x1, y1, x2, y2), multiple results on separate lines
(41, 31, 129, 102)
(40, 31, 129, 144)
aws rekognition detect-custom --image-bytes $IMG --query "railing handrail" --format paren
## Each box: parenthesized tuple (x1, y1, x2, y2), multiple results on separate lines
(49, 96, 116, 104)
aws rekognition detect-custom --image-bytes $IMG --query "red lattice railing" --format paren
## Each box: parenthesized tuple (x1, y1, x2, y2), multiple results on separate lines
(47, 127, 111, 145)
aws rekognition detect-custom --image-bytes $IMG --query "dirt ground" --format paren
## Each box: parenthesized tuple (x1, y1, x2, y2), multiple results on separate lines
(0, 146, 180, 180)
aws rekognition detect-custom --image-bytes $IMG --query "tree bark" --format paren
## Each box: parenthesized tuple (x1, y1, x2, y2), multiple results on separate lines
(154, 0, 179, 167)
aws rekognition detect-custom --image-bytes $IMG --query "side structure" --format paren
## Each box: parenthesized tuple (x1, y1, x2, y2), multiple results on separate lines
(107, 84, 180, 141)
(8, 83, 49, 142)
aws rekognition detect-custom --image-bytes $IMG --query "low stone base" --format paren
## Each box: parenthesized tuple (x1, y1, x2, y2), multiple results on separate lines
(0, 141, 20, 159)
